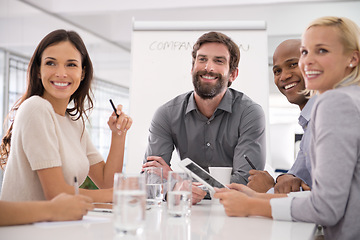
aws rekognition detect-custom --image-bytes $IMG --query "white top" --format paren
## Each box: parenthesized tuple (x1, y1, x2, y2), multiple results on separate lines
(270, 191, 311, 221)
(1, 96, 103, 201)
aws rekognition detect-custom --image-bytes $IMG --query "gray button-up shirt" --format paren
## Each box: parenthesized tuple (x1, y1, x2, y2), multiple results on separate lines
(145, 88, 266, 184)
(287, 95, 317, 188)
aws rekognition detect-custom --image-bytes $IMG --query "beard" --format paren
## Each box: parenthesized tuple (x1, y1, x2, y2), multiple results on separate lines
(192, 70, 228, 100)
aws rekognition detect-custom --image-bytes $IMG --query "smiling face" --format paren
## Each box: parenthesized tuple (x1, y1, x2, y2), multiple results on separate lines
(299, 26, 354, 94)
(191, 42, 236, 99)
(40, 41, 84, 105)
(273, 39, 308, 109)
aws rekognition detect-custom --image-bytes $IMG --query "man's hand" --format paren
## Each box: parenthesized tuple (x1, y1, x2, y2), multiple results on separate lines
(142, 156, 172, 179)
(191, 182, 207, 205)
(275, 174, 310, 193)
(247, 170, 275, 193)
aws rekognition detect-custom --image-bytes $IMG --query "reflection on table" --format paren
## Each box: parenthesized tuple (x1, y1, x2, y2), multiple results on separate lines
(143, 200, 316, 240)
(0, 200, 316, 240)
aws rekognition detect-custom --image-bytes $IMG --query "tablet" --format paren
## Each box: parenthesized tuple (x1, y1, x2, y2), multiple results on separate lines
(178, 158, 228, 192)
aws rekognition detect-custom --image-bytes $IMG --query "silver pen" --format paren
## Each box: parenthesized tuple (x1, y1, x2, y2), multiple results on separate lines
(74, 176, 79, 195)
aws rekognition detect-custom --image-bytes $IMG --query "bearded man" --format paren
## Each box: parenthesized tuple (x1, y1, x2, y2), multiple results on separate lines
(142, 32, 266, 204)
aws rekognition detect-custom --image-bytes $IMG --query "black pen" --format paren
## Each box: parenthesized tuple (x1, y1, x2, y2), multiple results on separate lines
(244, 154, 256, 170)
(140, 159, 154, 174)
(109, 99, 119, 118)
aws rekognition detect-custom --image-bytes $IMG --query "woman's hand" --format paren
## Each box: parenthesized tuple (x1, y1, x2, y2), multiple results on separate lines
(107, 104, 132, 136)
(49, 193, 94, 221)
(227, 183, 259, 198)
(213, 188, 251, 217)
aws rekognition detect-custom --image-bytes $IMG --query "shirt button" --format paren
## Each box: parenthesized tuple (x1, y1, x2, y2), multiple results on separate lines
(206, 142, 211, 147)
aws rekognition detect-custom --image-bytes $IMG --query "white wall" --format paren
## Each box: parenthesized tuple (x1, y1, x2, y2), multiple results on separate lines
(1, 0, 360, 173)
(126, 21, 269, 173)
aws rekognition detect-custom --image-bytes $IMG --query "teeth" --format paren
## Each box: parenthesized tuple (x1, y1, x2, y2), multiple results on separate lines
(202, 75, 216, 80)
(284, 83, 297, 90)
(53, 82, 69, 87)
(305, 71, 321, 75)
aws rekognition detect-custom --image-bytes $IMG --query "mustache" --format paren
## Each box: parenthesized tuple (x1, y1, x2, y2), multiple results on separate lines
(195, 70, 221, 78)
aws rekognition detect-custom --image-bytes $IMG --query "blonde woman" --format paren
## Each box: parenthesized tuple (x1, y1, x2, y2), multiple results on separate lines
(214, 16, 360, 240)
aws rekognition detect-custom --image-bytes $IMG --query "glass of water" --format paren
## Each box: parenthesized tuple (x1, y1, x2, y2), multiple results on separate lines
(167, 171, 192, 217)
(144, 167, 164, 206)
(113, 173, 146, 236)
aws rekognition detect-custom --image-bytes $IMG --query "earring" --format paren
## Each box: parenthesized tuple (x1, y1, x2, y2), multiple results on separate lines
(350, 63, 353, 68)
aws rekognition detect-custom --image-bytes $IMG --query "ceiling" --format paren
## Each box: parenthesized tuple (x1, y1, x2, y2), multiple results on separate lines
(1, 0, 359, 105)
(17, 0, 359, 51)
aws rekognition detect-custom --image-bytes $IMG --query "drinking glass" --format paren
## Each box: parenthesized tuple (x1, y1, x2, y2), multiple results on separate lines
(167, 171, 192, 217)
(113, 173, 146, 236)
(144, 167, 164, 206)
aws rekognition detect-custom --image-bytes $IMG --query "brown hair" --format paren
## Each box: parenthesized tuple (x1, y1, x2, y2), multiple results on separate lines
(192, 32, 240, 87)
(1, 29, 94, 168)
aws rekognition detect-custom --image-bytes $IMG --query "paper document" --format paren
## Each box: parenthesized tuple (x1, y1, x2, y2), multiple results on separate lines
(34, 215, 111, 228)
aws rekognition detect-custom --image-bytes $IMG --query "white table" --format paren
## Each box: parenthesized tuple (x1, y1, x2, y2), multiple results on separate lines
(0, 200, 316, 240)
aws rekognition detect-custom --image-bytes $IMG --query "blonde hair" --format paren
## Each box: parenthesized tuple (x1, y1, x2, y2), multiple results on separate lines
(305, 16, 360, 91)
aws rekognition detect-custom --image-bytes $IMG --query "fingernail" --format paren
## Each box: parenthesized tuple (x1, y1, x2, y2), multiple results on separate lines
(116, 124, 121, 129)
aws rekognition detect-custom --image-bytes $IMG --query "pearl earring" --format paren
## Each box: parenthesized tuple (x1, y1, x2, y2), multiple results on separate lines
(350, 63, 353, 68)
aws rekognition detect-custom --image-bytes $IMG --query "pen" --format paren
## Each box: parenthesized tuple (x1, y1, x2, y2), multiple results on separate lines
(244, 154, 256, 170)
(90, 208, 113, 213)
(74, 176, 79, 195)
(109, 99, 119, 118)
(140, 159, 154, 174)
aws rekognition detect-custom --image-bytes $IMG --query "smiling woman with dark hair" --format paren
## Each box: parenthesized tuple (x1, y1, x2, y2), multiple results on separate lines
(0, 29, 132, 203)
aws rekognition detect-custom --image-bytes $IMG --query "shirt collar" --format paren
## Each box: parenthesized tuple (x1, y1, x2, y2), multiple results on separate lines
(217, 89, 233, 113)
(186, 89, 233, 115)
(298, 95, 317, 129)
(186, 92, 197, 114)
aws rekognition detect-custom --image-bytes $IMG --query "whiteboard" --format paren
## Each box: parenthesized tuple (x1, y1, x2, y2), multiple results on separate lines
(126, 21, 270, 173)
